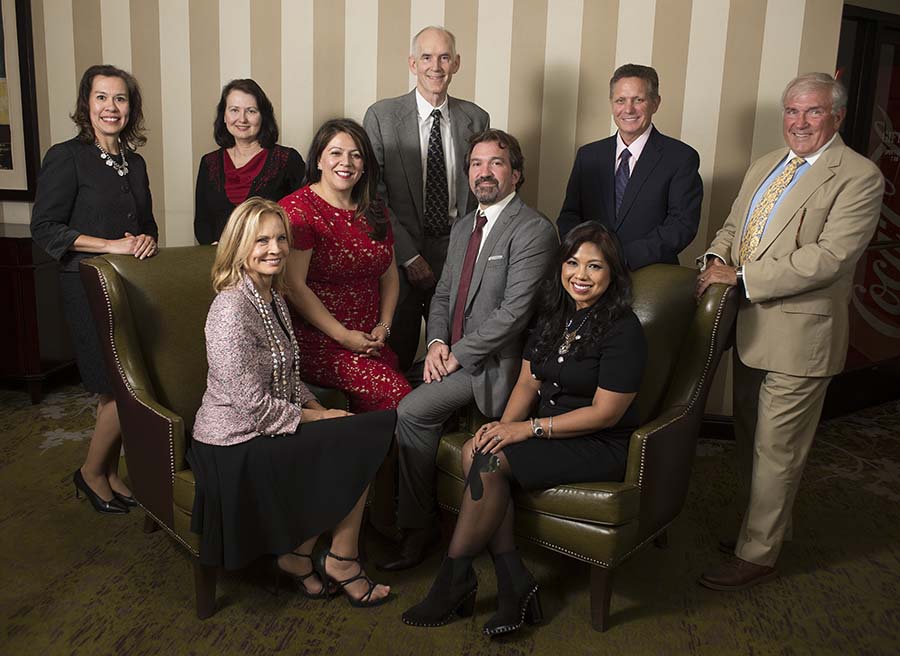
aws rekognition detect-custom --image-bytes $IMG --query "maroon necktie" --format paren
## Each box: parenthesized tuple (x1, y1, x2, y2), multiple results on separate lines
(451, 211, 488, 344)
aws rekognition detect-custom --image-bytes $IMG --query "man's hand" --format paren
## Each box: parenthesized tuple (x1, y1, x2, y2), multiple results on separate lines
(405, 255, 436, 290)
(696, 258, 737, 298)
(423, 342, 460, 383)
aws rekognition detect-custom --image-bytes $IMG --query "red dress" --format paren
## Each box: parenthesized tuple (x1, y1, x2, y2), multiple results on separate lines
(280, 186, 412, 412)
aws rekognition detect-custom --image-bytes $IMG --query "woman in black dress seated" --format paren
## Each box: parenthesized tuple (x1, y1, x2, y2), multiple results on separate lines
(403, 222, 647, 635)
(31, 64, 158, 514)
(194, 79, 305, 244)
(189, 197, 392, 606)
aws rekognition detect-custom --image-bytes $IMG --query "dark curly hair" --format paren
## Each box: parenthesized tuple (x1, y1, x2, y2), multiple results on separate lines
(530, 222, 633, 364)
(306, 118, 387, 241)
(213, 79, 279, 149)
(71, 65, 146, 149)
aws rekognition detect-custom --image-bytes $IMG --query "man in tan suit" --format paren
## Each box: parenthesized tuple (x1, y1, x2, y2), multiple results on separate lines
(695, 73, 884, 590)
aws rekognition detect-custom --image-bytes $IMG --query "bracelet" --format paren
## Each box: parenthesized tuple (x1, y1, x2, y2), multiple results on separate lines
(375, 321, 392, 338)
(548, 415, 553, 438)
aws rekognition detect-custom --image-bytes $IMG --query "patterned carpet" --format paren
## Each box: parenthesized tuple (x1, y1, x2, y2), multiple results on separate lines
(1, 385, 898, 655)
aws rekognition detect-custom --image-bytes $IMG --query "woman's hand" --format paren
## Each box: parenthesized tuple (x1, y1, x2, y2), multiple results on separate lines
(473, 420, 532, 455)
(126, 232, 158, 259)
(301, 407, 353, 423)
(370, 324, 389, 348)
(340, 329, 382, 357)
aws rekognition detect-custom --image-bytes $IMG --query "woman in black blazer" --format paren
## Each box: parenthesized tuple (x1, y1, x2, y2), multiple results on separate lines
(31, 64, 158, 514)
(194, 79, 305, 244)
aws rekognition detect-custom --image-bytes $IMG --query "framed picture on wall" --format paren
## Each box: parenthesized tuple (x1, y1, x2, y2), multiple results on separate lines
(0, 0, 38, 201)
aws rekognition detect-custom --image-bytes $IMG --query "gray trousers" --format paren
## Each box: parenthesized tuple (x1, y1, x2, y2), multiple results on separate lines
(396, 364, 476, 528)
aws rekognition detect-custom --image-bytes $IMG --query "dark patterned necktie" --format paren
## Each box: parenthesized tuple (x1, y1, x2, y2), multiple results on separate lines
(424, 109, 450, 237)
(451, 211, 488, 344)
(615, 148, 631, 216)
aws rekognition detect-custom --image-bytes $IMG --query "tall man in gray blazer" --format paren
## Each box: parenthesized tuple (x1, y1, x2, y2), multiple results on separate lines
(364, 26, 490, 372)
(378, 129, 558, 571)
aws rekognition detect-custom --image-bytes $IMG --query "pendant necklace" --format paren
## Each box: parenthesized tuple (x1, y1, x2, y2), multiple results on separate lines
(95, 138, 129, 177)
(558, 312, 590, 355)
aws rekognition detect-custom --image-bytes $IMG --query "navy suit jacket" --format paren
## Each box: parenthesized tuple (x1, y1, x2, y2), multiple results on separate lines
(557, 127, 702, 269)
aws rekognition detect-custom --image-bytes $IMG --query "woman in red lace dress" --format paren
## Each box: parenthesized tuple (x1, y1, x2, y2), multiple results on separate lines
(280, 119, 411, 412)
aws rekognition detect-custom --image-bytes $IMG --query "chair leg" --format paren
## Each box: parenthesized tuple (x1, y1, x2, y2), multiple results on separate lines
(654, 529, 669, 549)
(590, 565, 613, 632)
(143, 515, 159, 533)
(193, 560, 217, 619)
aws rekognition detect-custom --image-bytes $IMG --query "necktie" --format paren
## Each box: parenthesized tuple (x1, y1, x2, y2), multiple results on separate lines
(738, 156, 806, 264)
(451, 211, 488, 344)
(424, 109, 449, 237)
(615, 149, 631, 216)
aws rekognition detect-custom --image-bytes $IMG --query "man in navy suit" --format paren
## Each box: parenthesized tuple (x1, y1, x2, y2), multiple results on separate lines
(557, 64, 702, 269)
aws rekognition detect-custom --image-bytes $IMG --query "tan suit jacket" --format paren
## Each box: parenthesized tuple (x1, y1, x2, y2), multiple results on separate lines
(707, 136, 883, 377)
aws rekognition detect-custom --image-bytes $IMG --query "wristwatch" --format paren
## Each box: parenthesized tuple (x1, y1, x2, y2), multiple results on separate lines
(531, 417, 545, 439)
(735, 266, 744, 285)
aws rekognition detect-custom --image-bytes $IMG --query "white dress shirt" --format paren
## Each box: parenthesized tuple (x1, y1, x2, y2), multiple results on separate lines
(615, 124, 654, 174)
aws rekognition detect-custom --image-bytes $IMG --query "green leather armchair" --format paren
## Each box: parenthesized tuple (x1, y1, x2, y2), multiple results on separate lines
(434, 264, 737, 631)
(79, 246, 345, 618)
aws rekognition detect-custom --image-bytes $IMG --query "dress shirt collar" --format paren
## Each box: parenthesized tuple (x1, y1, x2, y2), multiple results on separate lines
(477, 191, 516, 226)
(415, 89, 450, 122)
(787, 131, 838, 167)
(616, 124, 654, 163)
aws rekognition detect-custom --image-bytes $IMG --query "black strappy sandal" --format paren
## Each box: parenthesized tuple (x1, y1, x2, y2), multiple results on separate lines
(315, 550, 394, 608)
(271, 550, 329, 599)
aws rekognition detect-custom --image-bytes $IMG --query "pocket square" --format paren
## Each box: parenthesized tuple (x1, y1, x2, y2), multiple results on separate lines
(487, 254, 504, 261)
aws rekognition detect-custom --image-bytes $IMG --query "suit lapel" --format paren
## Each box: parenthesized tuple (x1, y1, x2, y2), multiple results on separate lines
(615, 129, 662, 229)
(449, 97, 475, 218)
(464, 195, 522, 309)
(396, 90, 424, 221)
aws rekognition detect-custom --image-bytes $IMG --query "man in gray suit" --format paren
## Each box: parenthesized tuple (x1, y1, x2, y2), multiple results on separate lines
(364, 26, 490, 372)
(378, 129, 559, 571)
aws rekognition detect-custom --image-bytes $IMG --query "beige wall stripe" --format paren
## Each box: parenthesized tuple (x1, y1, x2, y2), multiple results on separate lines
(574, 0, 617, 151)
(679, 0, 730, 265)
(474, 0, 513, 130)
(376, 0, 411, 101)
(750, 0, 805, 160)
(443, 0, 478, 102)
(43, 0, 77, 144)
(536, 0, 583, 221)
(281, 0, 315, 154)
(129, 0, 166, 245)
(189, 0, 220, 178)
(345, 0, 379, 122)
(650, 0, 691, 140)
(218, 0, 251, 85)
(611, 0, 656, 134)
(31, 0, 52, 157)
(312, 0, 346, 128)
(250, 0, 282, 132)
(100, 0, 131, 71)
(408, 0, 445, 90)
(798, 0, 842, 79)
(158, 0, 194, 247)
(73, 0, 102, 82)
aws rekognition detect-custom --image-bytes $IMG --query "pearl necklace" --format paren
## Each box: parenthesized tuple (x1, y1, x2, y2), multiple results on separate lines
(245, 277, 301, 402)
(558, 312, 590, 355)
(95, 138, 129, 176)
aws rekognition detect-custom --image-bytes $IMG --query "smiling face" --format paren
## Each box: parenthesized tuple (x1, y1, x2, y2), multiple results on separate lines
(89, 75, 130, 145)
(610, 76, 659, 146)
(468, 140, 521, 206)
(316, 131, 364, 197)
(782, 88, 844, 157)
(224, 89, 262, 145)
(561, 241, 611, 310)
(409, 28, 460, 105)
(244, 213, 289, 290)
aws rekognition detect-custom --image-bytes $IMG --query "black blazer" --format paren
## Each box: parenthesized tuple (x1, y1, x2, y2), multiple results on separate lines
(194, 145, 305, 244)
(557, 127, 702, 269)
(30, 138, 157, 272)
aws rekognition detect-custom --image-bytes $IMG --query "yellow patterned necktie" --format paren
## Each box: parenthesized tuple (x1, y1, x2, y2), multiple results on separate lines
(738, 156, 806, 264)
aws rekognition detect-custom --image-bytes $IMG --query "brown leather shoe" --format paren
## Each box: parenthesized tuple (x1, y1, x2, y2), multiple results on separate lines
(699, 556, 777, 591)
(376, 525, 441, 572)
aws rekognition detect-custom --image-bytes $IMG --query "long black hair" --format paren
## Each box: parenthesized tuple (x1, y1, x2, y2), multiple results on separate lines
(530, 222, 633, 363)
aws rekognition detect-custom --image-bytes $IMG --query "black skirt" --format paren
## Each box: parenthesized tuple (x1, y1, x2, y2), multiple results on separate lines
(503, 432, 628, 491)
(60, 270, 111, 394)
(187, 409, 395, 570)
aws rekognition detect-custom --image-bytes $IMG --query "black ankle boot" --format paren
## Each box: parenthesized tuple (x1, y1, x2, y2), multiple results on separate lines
(483, 551, 543, 636)
(402, 556, 477, 627)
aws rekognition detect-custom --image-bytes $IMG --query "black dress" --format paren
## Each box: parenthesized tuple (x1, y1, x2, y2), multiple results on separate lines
(193, 145, 305, 244)
(503, 309, 647, 489)
(30, 138, 157, 394)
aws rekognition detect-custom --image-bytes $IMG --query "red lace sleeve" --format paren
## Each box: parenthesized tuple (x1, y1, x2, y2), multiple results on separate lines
(280, 195, 315, 251)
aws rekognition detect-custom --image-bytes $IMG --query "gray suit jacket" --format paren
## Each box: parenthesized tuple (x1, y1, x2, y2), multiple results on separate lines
(363, 90, 490, 265)
(428, 194, 559, 416)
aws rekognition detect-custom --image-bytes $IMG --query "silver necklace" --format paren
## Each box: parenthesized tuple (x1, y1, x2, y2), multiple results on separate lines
(95, 138, 129, 176)
(558, 313, 590, 355)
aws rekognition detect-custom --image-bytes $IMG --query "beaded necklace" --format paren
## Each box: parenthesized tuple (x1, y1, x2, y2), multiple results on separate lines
(558, 312, 591, 355)
(244, 276, 301, 401)
(95, 138, 129, 176)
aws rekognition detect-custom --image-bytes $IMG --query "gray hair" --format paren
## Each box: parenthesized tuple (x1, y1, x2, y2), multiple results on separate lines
(410, 26, 457, 59)
(609, 64, 659, 100)
(782, 73, 848, 115)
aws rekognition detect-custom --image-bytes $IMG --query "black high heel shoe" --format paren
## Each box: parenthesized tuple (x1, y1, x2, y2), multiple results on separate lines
(402, 555, 478, 627)
(315, 550, 394, 608)
(482, 551, 543, 637)
(73, 469, 128, 514)
(271, 551, 329, 599)
(112, 491, 139, 507)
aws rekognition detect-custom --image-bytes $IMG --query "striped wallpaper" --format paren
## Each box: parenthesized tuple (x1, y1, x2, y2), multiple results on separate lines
(2, 0, 855, 412)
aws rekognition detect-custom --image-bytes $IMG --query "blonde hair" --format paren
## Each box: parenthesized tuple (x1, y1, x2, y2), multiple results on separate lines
(211, 197, 292, 293)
